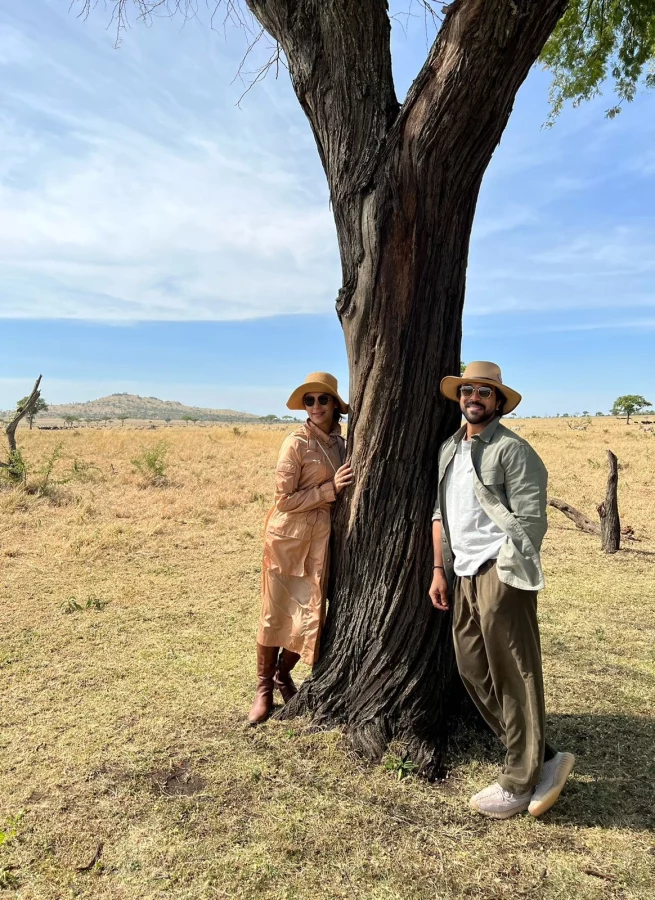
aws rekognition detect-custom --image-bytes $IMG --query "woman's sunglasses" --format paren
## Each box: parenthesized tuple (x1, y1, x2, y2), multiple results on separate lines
(303, 394, 331, 407)
(458, 384, 494, 399)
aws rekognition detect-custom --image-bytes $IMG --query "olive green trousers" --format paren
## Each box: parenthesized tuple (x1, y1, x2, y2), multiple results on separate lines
(453, 559, 547, 795)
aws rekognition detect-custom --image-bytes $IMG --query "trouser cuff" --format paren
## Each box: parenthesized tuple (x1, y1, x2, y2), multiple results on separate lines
(497, 774, 533, 796)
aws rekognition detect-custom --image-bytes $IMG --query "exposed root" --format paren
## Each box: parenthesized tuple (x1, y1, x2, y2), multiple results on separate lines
(277, 684, 450, 780)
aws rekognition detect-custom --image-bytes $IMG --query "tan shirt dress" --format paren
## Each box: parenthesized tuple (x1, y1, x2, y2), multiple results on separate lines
(257, 420, 346, 665)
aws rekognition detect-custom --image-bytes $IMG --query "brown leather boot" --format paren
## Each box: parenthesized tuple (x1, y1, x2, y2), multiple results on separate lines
(248, 644, 279, 725)
(274, 649, 301, 704)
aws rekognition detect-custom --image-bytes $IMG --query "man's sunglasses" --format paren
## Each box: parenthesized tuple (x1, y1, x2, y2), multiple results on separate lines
(303, 394, 331, 407)
(458, 384, 495, 399)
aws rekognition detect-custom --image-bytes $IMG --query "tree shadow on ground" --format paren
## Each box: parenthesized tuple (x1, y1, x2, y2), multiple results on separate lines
(448, 713, 655, 831)
(619, 546, 655, 559)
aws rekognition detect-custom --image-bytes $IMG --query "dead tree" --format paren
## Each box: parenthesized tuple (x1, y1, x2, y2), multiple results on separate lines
(549, 450, 629, 551)
(1, 376, 43, 478)
(597, 450, 620, 554)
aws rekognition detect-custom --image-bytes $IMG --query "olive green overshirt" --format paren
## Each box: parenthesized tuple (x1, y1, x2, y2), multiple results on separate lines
(432, 417, 548, 591)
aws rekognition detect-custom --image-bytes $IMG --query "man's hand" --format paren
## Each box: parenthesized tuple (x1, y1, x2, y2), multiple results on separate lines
(429, 569, 449, 611)
(334, 462, 353, 494)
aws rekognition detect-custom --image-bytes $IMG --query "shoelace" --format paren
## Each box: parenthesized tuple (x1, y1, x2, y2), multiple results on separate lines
(499, 786, 531, 801)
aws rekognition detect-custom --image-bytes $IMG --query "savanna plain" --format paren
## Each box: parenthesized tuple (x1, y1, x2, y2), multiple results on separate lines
(1, 418, 654, 900)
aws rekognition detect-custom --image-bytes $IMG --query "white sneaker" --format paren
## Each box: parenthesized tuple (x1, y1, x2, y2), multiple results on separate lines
(470, 781, 503, 804)
(528, 751, 575, 817)
(469, 782, 533, 819)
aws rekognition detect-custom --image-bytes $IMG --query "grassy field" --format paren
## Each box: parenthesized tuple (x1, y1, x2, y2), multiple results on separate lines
(1, 419, 654, 899)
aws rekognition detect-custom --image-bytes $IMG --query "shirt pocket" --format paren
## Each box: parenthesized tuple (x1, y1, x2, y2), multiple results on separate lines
(264, 534, 310, 577)
(479, 463, 505, 486)
(275, 461, 298, 495)
(265, 511, 312, 577)
(267, 509, 312, 540)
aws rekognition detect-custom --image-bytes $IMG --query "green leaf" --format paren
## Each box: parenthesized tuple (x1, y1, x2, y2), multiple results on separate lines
(542, 1, 655, 118)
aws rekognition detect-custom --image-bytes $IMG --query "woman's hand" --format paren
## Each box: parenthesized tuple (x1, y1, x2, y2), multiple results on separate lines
(429, 569, 449, 611)
(334, 462, 353, 494)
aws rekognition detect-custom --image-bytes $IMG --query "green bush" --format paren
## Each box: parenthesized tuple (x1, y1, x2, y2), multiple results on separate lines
(131, 442, 169, 485)
(5, 449, 27, 485)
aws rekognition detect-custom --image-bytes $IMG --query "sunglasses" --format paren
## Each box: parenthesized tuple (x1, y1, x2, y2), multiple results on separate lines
(459, 384, 494, 399)
(303, 394, 332, 407)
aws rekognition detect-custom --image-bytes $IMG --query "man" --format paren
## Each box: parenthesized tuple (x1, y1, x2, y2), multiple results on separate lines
(429, 361, 574, 819)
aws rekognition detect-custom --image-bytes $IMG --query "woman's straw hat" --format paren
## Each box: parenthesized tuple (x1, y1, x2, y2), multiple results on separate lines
(286, 372, 349, 414)
(440, 361, 522, 415)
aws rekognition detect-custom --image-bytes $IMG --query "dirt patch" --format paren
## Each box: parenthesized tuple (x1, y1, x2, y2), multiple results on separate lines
(150, 760, 207, 797)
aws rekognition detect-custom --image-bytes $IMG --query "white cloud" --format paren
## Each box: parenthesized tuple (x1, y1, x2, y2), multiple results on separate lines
(0, 104, 339, 320)
(0, 22, 33, 65)
(1, 1, 654, 332)
(0, 3, 340, 322)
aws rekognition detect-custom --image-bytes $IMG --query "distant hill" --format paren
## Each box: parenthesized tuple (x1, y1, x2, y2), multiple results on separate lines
(5, 393, 264, 423)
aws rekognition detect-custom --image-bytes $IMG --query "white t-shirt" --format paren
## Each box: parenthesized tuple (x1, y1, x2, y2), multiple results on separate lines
(444, 439, 507, 577)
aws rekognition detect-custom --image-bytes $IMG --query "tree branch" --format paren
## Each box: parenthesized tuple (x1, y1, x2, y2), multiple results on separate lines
(73, 1, 255, 47)
(246, 0, 399, 312)
(395, 0, 569, 168)
(246, 1, 398, 199)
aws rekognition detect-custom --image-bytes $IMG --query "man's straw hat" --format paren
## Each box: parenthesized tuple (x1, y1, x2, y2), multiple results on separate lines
(286, 372, 349, 414)
(440, 361, 522, 415)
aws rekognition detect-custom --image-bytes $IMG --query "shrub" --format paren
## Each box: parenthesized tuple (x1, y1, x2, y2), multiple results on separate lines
(61, 596, 84, 614)
(3, 449, 27, 485)
(61, 596, 109, 614)
(68, 458, 102, 483)
(131, 442, 169, 485)
(27, 443, 63, 496)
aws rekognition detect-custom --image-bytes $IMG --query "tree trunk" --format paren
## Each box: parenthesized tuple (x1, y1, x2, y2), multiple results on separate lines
(3, 376, 42, 455)
(1, 376, 42, 480)
(247, 0, 569, 769)
(598, 450, 620, 554)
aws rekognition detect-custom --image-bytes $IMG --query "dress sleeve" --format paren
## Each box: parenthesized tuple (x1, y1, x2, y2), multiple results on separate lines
(274, 437, 337, 512)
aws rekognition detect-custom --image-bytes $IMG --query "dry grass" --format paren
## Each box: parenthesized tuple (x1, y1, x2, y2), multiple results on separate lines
(1, 419, 654, 899)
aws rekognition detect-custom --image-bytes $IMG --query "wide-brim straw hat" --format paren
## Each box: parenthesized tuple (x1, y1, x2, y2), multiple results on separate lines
(440, 361, 522, 415)
(286, 371, 349, 414)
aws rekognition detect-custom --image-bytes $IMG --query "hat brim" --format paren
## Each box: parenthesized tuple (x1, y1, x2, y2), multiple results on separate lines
(440, 376, 522, 415)
(286, 382, 349, 414)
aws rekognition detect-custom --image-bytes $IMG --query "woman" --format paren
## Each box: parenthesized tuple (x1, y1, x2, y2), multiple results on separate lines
(248, 372, 353, 725)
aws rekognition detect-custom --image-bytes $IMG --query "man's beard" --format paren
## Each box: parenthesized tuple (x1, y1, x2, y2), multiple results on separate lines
(461, 402, 497, 425)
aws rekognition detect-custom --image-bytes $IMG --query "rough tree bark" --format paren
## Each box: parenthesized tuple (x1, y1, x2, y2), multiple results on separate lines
(243, 0, 569, 771)
(598, 450, 621, 553)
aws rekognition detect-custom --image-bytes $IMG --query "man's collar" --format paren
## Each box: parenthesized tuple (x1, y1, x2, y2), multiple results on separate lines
(454, 416, 502, 444)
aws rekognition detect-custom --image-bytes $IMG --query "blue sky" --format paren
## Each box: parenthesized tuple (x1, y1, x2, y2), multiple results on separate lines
(1, 1, 654, 416)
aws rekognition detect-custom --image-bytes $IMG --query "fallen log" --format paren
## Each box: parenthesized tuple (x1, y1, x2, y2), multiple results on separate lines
(548, 494, 638, 542)
(548, 498, 600, 535)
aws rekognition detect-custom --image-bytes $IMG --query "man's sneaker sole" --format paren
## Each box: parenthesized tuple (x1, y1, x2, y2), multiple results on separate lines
(528, 752, 575, 817)
(469, 796, 531, 820)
